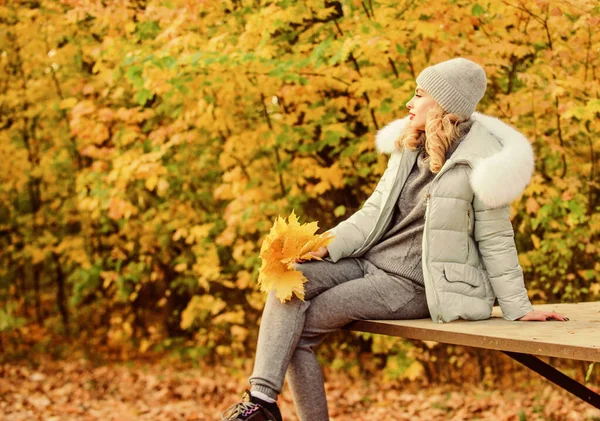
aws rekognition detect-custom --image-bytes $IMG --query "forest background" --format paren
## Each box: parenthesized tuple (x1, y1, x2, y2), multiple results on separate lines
(0, 0, 599, 419)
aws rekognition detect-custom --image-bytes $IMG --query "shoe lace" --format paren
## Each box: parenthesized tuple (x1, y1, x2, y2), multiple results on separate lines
(220, 390, 258, 420)
(220, 401, 257, 420)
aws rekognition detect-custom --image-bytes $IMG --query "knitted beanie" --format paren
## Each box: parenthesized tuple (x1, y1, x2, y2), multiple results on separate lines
(415, 58, 487, 120)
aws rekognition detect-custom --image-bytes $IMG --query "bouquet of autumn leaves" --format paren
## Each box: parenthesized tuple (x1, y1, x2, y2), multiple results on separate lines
(257, 211, 335, 303)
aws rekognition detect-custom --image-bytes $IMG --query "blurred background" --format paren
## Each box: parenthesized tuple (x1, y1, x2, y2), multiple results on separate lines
(0, 0, 598, 419)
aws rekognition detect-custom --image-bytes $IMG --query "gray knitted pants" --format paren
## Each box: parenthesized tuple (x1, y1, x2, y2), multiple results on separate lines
(248, 257, 429, 421)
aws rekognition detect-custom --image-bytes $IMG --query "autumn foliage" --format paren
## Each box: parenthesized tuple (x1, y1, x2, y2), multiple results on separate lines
(0, 0, 598, 381)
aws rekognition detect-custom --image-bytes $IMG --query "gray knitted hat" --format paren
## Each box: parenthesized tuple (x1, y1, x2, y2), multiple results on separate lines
(416, 57, 487, 119)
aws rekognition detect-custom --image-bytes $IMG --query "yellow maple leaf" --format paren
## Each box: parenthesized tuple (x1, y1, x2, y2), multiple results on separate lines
(258, 210, 334, 303)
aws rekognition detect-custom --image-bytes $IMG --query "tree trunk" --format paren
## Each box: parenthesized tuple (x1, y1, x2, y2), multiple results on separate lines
(53, 253, 70, 335)
(33, 262, 43, 325)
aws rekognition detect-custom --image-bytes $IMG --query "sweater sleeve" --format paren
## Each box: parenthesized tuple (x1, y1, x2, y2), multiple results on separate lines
(473, 197, 533, 320)
(325, 154, 399, 262)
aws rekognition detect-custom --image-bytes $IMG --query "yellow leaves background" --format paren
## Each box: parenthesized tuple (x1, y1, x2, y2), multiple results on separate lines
(0, 0, 598, 373)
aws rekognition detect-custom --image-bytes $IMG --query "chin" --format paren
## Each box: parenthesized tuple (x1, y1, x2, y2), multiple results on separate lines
(410, 121, 424, 130)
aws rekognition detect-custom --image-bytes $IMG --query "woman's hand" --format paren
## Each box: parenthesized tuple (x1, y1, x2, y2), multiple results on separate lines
(517, 310, 569, 321)
(294, 246, 329, 263)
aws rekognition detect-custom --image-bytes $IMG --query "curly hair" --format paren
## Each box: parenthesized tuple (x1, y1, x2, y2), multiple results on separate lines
(394, 104, 471, 173)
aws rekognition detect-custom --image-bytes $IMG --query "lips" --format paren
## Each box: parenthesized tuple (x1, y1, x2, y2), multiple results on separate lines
(409, 113, 415, 120)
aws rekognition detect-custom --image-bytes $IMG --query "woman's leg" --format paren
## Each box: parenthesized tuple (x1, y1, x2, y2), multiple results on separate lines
(248, 258, 364, 399)
(286, 260, 430, 421)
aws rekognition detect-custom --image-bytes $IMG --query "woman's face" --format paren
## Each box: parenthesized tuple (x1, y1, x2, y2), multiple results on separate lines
(406, 86, 438, 130)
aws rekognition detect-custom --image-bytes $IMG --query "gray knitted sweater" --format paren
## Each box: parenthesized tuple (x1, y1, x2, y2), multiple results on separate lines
(363, 121, 473, 285)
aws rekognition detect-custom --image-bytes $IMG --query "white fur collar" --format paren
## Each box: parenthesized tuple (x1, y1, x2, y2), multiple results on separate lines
(374, 112, 535, 208)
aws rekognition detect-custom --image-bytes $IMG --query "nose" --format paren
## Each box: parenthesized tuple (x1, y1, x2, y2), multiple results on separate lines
(406, 98, 413, 110)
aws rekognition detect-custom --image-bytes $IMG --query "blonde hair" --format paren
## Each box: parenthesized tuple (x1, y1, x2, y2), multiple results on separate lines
(394, 104, 469, 173)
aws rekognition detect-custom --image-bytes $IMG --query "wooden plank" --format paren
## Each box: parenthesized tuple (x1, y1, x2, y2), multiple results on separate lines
(346, 302, 600, 362)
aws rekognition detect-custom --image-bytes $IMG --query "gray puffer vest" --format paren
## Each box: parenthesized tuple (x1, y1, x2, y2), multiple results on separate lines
(325, 112, 534, 323)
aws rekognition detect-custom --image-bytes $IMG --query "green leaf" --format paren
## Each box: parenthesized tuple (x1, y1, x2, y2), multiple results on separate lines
(125, 65, 144, 88)
(323, 130, 343, 146)
(334, 205, 346, 217)
(135, 89, 153, 106)
(471, 4, 485, 16)
(309, 38, 333, 68)
(586, 362, 595, 383)
(0, 302, 26, 332)
(379, 98, 393, 113)
(158, 55, 178, 70)
(136, 21, 161, 40)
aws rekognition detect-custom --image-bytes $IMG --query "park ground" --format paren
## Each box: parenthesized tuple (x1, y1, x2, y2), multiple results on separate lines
(1, 354, 599, 421)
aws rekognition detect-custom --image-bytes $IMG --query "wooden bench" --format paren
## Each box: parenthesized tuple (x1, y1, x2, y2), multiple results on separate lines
(346, 301, 600, 409)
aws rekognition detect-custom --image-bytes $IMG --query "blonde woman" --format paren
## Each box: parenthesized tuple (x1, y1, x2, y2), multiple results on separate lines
(221, 58, 567, 421)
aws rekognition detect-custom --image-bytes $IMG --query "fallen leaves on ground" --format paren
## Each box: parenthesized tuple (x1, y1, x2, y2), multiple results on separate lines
(1, 357, 599, 421)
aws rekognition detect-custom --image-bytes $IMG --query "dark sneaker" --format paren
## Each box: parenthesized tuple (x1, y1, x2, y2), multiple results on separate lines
(220, 390, 281, 421)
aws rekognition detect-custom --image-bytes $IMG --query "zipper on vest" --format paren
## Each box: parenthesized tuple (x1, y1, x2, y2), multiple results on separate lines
(423, 159, 472, 324)
(466, 209, 471, 259)
(423, 191, 442, 323)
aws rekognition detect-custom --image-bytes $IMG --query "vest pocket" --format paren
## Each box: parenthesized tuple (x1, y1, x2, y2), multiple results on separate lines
(443, 262, 481, 287)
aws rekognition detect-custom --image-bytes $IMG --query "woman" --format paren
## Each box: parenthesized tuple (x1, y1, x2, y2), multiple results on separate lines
(220, 57, 567, 421)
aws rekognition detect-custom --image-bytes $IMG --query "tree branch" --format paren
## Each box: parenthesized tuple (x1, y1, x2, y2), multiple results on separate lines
(260, 93, 286, 198)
